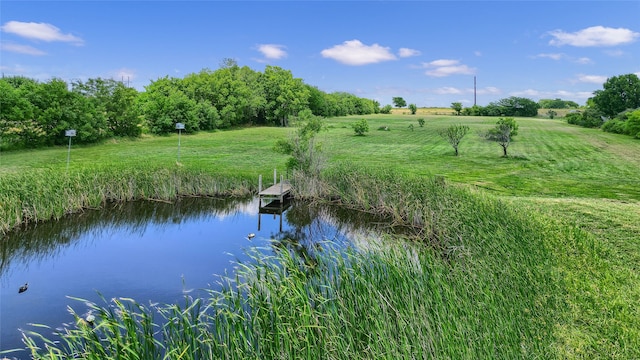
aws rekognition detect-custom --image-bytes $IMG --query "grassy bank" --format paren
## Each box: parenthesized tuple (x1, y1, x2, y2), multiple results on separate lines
(18, 168, 564, 359)
(2, 114, 639, 358)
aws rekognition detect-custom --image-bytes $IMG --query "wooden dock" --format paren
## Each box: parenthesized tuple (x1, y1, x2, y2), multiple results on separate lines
(258, 170, 292, 204)
(259, 182, 291, 202)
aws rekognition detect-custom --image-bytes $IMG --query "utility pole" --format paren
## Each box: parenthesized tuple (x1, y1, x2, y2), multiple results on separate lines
(474, 76, 477, 106)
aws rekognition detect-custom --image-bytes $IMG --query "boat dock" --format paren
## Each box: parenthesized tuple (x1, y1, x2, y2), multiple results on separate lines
(258, 170, 292, 204)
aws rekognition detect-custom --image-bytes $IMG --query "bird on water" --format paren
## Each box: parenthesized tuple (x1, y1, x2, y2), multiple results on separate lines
(18, 283, 28, 293)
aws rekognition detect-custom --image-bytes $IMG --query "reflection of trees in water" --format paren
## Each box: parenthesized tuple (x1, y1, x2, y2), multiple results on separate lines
(270, 201, 388, 272)
(0, 197, 254, 279)
(0, 197, 390, 280)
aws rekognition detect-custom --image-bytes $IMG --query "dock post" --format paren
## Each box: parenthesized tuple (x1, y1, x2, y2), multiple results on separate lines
(280, 175, 284, 202)
(258, 175, 262, 207)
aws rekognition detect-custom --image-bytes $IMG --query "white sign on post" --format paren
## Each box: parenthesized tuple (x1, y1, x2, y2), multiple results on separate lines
(175, 123, 185, 130)
(65, 129, 76, 171)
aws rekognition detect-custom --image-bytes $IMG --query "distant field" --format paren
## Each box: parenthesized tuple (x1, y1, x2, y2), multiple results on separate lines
(320, 114, 640, 200)
(390, 107, 578, 117)
(390, 107, 454, 116)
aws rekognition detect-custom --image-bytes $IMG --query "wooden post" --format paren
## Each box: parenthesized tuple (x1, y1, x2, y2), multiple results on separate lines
(258, 174, 262, 208)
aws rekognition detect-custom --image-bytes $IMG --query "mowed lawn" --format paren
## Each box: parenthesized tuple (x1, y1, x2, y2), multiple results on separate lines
(320, 114, 640, 200)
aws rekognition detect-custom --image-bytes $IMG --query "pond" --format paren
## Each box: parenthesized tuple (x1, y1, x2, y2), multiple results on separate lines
(0, 196, 385, 354)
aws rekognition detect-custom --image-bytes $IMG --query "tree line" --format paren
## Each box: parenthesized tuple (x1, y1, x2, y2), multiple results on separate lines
(564, 74, 640, 139)
(0, 60, 380, 149)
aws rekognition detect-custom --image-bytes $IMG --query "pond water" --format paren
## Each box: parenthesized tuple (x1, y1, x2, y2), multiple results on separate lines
(0, 197, 383, 354)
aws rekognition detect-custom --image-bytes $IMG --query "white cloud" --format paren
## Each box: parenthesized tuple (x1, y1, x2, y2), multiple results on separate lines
(604, 49, 625, 57)
(321, 40, 396, 65)
(110, 68, 136, 82)
(576, 74, 608, 84)
(1, 21, 83, 45)
(434, 86, 501, 95)
(435, 87, 463, 94)
(534, 53, 565, 60)
(510, 89, 592, 101)
(398, 47, 421, 58)
(1, 42, 46, 55)
(257, 44, 287, 60)
(533, 53, 592, 64)
(474, 51, 482, 57)
(477, 87, 501, 95)
(548, 26, 639, 47)
(423, 59, 476, 77)
(575, 57, 592, 64)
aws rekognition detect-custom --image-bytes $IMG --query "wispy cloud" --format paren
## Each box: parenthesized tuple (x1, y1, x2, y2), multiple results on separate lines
(575, 74, 608, 84)
(434, 86, 501, 95)
(321, 40, 396, 65)
(398, 47, 420, 58)
(1, 21, 83, 45)
(110, 68, 137, 82)
(1, 42, 46, 56)
(257, 44, 287, 60)
(422, 59, 475, 77)
(532, 53, 592, 64)
(548, 26, 639, 47)
(511, 89, 592, 100)
(534, 53, 565, 60)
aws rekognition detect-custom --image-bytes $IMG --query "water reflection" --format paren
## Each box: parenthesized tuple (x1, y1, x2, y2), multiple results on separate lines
(0, 196, 386, 353)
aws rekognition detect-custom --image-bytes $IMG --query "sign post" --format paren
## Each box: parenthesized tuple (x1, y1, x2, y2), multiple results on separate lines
(175, 123, 185, 162)
(65, 129, 76, 171)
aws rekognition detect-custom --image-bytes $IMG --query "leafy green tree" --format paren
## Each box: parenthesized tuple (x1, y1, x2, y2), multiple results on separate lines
(547, 110, 557, 119)
(483, 117, 519, 157)
(72, 78, 141, 137)
(538, 98, 579, 109)
(273, 109, 325, 175)
(438, 124, 470, 156)
(451, 102, 463, 115)
(418, 118, 425, 127)
(262, 65, 309, 127)
(591, 74, 640, 117)
(492, 97, 540, 117)
(380, 105, 393, 114)
(392, 97, 407, 108)
(352, 119, 369, 136)
(625, 109, 640, 138)
(140, 77, 200, 134)
(408, 103, 417, 114)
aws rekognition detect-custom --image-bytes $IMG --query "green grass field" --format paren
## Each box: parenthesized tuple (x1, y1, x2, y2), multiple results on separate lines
(2, 114, 639, 358)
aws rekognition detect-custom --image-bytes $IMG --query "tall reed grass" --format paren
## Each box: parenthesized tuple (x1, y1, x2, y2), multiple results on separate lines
(0, 164, 253, 235)
(10, 164, 579, 359)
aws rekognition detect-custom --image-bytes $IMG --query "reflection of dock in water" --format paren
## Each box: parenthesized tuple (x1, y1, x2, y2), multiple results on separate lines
(258, 170, 292, 231)
(258, 198, 292, 232)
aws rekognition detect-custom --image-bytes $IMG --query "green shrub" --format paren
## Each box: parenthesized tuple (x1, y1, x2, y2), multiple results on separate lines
(352, 119, 369, 136)
(601, 119, 627, 134)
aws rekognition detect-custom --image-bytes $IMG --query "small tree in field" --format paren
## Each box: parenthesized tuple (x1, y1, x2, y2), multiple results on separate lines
(392, 97, 407, 108)
(352, 119, 369, 136)
(409, 103, 417, 114)
(438, 124, 469, 156)
(451, 102, 463, 115)
(483, 117, 519, 157)
(418, 118, 425, 127)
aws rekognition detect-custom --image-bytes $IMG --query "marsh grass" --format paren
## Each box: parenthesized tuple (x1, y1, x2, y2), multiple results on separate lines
(11, 168, 571, 359)
(0, 164, 253, 234)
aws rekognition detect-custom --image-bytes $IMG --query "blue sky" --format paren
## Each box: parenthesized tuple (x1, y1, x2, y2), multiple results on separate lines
(1, 1, 639, 107)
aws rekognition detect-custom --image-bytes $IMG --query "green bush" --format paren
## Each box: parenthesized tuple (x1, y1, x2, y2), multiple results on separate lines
(352, 119, 369, 136)
(601, 119, 627, 134)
